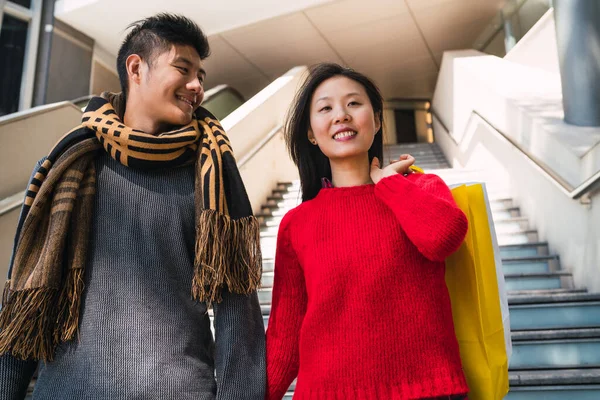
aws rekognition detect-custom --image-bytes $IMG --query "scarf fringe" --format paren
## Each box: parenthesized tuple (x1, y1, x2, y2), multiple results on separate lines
(193, 210, 262, 306)
(54, 268, 85, 343)
(0, 268, 84, 361)
(0, 283, 58, 361)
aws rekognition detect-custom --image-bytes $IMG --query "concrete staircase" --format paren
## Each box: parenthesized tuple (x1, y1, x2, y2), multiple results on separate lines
(257, 142, 600, 399)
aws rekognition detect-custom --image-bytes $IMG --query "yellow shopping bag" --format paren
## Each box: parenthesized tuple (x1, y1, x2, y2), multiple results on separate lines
(445, 184, 509, 400)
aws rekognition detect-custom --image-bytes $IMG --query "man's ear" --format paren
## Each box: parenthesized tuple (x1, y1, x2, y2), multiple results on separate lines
(126, 54, 143, 88)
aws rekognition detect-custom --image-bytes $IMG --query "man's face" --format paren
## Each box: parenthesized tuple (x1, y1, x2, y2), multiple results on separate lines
(138, 44, 206, 128)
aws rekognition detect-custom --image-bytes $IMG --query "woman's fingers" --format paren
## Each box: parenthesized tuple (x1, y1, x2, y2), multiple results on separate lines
(387, 155, 415, 174)
(389, 154, 412, 164)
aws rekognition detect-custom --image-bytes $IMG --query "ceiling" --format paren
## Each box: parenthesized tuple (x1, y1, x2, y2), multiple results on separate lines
(56, 0, 506, 100)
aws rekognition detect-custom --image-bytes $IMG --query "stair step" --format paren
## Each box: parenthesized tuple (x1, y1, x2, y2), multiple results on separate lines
(387, 147, 445, 154)
(508, 370, 600, 399)
(410, 162, 450, 167)
(403, 160, 449, 167)
(263, 259, 274, 273)
(261, 272, 274, 287)
(509, 292, 600, 305)
(490, 201, 518, 211)
(500, 242, 549, 258)
(258, 288, 272, 304)
(260, 229, 279, 238)
(504, 272, 570, 291)
(502, 255, 559, 274)
(262, 208, 293, 217)
(268, 193, 302, 201)
(262, 217, 284, 227)
(263, 198, 301, 208)
(508, 288, 586, 296)
(506, 385, 600, 399)
(497, 231, 538, 246)
(387, 143, 441, 149)
(493, 209, 522, 220)
(510, 301, 600, 330)
(494, 219, 530, 235)
(494, 215, 527, 223)
(512, 328, 600, 341)
(394, 152, 445, 159)
(511, 336, 600, 370)
(509, 368, 600, 386)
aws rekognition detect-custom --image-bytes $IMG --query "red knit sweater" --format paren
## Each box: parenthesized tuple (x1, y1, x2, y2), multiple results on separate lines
(265, 173, 470, 400)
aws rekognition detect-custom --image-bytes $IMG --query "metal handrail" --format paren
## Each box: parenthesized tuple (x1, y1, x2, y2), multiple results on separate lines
(474, 0, 551, 52)
(431, 109, 600, 201)
(203, 84, 245, 104)
(0, 191, 26, 217)
(0, 101, 81, 127)
(237, 125, 283, 168)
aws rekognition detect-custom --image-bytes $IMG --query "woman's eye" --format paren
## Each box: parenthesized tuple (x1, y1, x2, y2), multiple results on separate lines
(349, 101, 360, 106)
(319, 106, 331, 112)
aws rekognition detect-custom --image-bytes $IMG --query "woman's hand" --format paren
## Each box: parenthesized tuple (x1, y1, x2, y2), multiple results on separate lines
(370, 154, 415, 184)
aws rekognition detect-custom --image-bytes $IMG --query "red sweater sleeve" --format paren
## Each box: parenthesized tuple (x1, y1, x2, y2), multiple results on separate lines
(265, 209, 307, 400)
(374, 173, 468, 262)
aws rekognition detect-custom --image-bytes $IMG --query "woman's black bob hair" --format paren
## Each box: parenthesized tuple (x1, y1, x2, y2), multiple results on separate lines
(285, 63, 384, 202)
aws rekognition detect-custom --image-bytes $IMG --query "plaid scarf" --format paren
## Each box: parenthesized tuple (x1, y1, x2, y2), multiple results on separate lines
(0, 96, 261, 361)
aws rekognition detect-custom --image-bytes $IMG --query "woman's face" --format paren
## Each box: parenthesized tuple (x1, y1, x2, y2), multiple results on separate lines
(308, 76, 380, 161)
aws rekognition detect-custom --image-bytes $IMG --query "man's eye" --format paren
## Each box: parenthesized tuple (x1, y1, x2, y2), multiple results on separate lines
(177, 66, 188, 73)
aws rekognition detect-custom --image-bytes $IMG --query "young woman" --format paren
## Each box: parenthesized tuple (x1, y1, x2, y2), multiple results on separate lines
(265, 63, 469, 400)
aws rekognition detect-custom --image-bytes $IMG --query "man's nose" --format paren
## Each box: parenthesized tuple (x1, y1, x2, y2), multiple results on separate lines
(188, 76, 202, 93)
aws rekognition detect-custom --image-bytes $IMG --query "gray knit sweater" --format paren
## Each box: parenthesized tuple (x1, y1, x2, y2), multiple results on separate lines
(0, 152, 266, 399)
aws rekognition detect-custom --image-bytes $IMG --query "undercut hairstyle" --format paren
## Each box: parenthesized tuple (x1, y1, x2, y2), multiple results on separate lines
(116, 13, 210, 97)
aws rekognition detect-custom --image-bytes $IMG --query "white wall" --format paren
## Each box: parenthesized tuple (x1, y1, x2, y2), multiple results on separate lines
(220, 66, 305, 213)
(432, 50, 600, 292)
(434, 50, 599, 189)
(504, 9, 560, 75)
(239, 130, 299, 215)
(222, 66, 305, 161)
(0, 103, 83, 199)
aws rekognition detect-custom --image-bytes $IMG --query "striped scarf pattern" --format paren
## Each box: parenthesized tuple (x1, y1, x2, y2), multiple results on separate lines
(0, 96, 261, 361)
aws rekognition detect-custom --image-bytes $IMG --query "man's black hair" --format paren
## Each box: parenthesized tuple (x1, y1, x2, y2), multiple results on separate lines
(117, 13, 210, 97)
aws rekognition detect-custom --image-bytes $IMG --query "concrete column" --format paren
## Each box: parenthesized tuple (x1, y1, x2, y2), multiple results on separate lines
(32, 0, 55, 106)
(554, 0, 600, 126)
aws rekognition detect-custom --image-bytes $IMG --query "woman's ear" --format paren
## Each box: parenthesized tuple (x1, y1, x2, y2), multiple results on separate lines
(374, 111, 382, 134)
(308, 129, 318, 145)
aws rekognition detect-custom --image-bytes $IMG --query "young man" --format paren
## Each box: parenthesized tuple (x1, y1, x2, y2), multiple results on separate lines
(0, 14, 265, 399)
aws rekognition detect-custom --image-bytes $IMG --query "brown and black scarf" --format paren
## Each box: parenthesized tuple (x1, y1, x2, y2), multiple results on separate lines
(0, 95, 262, 361)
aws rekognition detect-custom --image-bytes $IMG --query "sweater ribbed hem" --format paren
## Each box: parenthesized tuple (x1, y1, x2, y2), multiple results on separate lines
(293, 373, 469, 400)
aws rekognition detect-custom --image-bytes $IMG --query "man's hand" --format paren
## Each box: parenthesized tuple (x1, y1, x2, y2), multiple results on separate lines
(370, 154, 415, 184)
